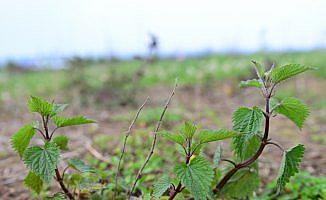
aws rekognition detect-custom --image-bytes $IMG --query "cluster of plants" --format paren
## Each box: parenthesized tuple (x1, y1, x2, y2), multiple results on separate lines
(11, 61, 318, 199)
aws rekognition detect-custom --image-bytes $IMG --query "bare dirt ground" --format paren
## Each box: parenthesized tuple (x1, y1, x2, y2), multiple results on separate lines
(0, 78, 325, 199)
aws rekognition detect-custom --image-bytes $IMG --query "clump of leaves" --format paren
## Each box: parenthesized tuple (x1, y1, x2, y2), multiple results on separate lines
(149, 62, 313, 199)
(11, 96, 95, 199)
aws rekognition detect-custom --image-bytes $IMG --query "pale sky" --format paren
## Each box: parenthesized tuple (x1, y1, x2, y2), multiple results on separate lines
(0, 0, 325, 60)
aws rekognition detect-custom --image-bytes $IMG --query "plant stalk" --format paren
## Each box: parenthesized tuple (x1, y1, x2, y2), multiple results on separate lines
(214, 95, 271, 193)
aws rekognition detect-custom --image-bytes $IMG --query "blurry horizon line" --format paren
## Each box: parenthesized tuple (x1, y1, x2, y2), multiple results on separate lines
(1, 46, 325, 69)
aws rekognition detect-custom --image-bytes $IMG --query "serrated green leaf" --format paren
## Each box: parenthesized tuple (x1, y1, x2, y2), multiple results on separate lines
(45, 192, 66, 200)
(181, 121, 197, 139)
(174, 156, 214, 200)
(23, 142, 60, 182)
(232, 106, 263, 135)
(11, 124, 36, 157)
(232, 107, 263, 160)
(28, 96, 53, 116)
(251, 60, 265, 79)
(232, 133, 260, 160)
(198, 129, 237, 144)
(239, 79, 263, 88)
(51, 104, 68, 117)
(53, 135, 69, 150)
(221, 168, 260, 198)
(152, 174, 171, 198)
(276, 144, 305, 191)
(52, 116, 95, 127)
(271, 64, 313, 84)
(24, 171, 43, 194)
(68, 158, 96, 173)
(274, 97, 309, 129)
(213, 145, 222, 168)
(158, 131, 185, 146)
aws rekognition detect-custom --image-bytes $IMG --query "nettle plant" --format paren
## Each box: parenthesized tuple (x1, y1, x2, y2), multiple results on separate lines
(152, 62, 313, 199)
(11, 96, 95, 199)
(10, 61, 313, 200)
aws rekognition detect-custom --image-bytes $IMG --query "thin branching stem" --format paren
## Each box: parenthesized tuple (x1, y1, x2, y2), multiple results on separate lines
(114, 97, 150, 199)
(221, 159, 237, 167)
(34, 127, 46, 140)
(266, 141, 285, 152)
(129, 82, 177, 198)
(213, 84, 275, 193)
(41, 113, 74, 199)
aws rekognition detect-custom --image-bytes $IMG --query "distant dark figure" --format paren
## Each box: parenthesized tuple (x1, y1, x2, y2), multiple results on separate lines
(148, 33, 159, 62)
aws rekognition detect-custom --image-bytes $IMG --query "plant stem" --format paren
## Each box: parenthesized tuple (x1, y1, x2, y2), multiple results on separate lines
(214, 95, 271, 193)
(41, 114, 75, 199)
(55, 168, 74, 200)
(114, 97, 149, 199)
(168, 139, 192, 199)
(128, 82, 177, 199)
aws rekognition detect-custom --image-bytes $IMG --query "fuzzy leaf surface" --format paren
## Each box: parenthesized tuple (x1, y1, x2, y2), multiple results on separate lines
(198, 129, 237, 144)
(274, 97, 309, 129)
(181, 121, 197, 139)
(276, 144, 305, 191)
(152, 174, 171, 198)
(28, 96, 53, 116)
(24, 171, 43, 194)
(251, 60, 265, 79)
(51, 103, 68, 117)
(23, 142, 60, 182)
(221, 168, 260, 198)
(45, 192, 66, 200)
(213, 145, 222, 168)
(52, 116, 95, 127)
(174, 156, 214, 200)
(271, 64, 313, 84)
(159, 131, 185, 146)
(232, 106, 263, 135)
(68, 158, 96, 173)
(53, 135, 69, 150)
(232, 134, 260, 160)
(239, 79, 262, 88)
(11, 124, 36, 157)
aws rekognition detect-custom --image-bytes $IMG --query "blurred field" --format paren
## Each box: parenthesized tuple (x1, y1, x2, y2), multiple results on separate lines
(0, 50, 325, 199)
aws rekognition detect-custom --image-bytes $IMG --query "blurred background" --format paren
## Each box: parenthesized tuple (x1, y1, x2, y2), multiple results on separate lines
(0, 0, 325, 199)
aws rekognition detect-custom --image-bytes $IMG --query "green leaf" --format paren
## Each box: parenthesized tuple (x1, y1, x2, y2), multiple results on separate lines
(51, 104, 68, 117)
(24, 171, 43, 194)
(213, 145, 222, 168)
(232, 106, 263, 135)
(28, 96, 53, 116)
(251, 60, 265, 79)
(221, 168, 260, 198)
(11, 124, 36, 157)
(152, 174, 171, 198)
(23, 142, 60, 182)
(181, 121, 197, 139)
(198, 129, 237, 144)
(274, 97, 309, 129)
(52, 116, 95, 127)
(276, 144, 305, 191)
(232, 133, 260, 160)
(158, 131, 185, 146)
(232, 107, 263, 160)
(45, 192, 66, 200)
(174, 156, 214, 200)
(68, 158, 96, 173)
(239, 79, 263, 88)
(271, 64, 313, 84)
(53, 135, 69, 150)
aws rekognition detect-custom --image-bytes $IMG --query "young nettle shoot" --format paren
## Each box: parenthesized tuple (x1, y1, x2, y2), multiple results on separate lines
(11, 96, 95, 199)
(152, 62, 312, 199)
